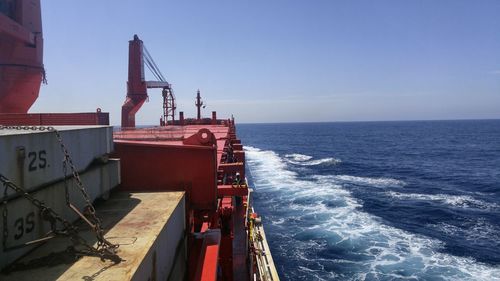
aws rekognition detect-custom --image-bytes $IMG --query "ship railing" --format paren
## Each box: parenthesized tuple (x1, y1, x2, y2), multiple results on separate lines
(247, 185, 280, 281)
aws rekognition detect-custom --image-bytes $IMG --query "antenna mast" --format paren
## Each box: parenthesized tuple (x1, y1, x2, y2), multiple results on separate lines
(195, 89, 204, 120)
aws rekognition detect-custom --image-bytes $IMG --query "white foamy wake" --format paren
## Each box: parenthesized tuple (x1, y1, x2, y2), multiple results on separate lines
(245, 146, 500, 281)
(333, 175, 407, 187)
(284, 153, 342, 166)
(285, 153, 313, 162)
(302, 157, 342, 166)
(428, 219, 500, 246)
(387, 191, 499, 211)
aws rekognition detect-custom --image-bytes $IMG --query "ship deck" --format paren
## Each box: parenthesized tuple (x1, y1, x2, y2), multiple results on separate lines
(0, 191, 186, 281)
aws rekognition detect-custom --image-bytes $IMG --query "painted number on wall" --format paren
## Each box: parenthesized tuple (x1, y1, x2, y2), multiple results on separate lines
(13, 211, 35, 240)
(28, 150, 47, 171)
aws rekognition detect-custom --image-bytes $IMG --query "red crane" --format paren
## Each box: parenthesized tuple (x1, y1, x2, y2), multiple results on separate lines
(121, 35, 175, 128)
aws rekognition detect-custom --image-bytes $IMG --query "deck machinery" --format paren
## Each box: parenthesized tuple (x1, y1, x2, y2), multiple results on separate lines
(0, 1, 279, 280)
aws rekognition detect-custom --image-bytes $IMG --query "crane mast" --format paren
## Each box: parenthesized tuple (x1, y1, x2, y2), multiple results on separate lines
(162, 87, 175, 125)
(121, 35, 175, 128)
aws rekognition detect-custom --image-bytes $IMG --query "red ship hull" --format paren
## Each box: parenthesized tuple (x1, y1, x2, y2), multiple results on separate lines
(0, 66, 42, 113)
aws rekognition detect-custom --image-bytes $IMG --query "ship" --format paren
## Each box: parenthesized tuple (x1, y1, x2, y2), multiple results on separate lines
(0, 1, 280, 280)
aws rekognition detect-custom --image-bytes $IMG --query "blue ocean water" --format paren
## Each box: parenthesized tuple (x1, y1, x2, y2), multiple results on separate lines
(237, 120, 500, 281)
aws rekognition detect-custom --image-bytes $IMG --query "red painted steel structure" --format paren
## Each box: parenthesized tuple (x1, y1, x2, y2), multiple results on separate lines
(121, 35, 174, 128)
(121, 35, 148, 128)
(0, 0, 110, 126)
(0, 110, 109, 125)
(0, 0, 44, 113)
(113, 117, 250, 281)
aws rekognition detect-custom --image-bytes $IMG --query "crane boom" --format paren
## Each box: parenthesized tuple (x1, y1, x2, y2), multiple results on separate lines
(146, 81, 171, 88)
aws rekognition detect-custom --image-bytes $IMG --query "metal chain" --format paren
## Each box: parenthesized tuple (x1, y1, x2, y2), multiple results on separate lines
(0, 125, 120, 263)
(2, 186, 9, 250)
(51, 128, 120, 259)
(1, 174, 76, 235)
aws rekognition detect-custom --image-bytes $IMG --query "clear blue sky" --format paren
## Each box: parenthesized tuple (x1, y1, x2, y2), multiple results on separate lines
(32, 0, 500, 124)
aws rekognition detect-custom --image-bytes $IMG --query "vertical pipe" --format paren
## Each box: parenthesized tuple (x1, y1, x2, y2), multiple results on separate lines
(212, 111, 217, 125)
(179, 111, 184, 125)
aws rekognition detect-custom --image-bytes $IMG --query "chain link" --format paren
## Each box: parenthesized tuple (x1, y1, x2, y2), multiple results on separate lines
(2, 186, 9, 250)
(0, 125, 120, 265)
(1, 174, 77, 235)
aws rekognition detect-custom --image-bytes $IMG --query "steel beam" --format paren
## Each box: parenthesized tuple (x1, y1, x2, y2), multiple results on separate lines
(193, 230, 221, 281)
(218, 185, 249, 197)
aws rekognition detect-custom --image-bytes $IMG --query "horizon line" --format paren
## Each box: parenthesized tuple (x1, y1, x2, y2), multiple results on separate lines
(236, 117, 500, 125)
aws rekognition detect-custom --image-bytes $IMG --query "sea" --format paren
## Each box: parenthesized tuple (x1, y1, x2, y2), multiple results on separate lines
(237, 120, 500, 281)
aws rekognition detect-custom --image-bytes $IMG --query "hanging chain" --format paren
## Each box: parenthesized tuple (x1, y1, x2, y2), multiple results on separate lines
(2, 186, 9, 251)
(0, 125, 120, 264)
(1, 174, 77, 237)
(51, 128, 118, 256)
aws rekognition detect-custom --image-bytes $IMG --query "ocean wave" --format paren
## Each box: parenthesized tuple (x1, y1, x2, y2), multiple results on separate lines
(301, 157, 342, 166)
(429, 219, 500, 245)
(283, 153, 342, 166)
(244, 146, 262, 153)
(387, 191, 499, 210)
(285, 153, 313, 162)
(322, 174, 407, 187)
(245, 146, 500, 281)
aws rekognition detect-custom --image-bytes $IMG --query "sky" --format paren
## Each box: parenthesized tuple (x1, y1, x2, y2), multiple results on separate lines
(32, 0, 500, 125)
